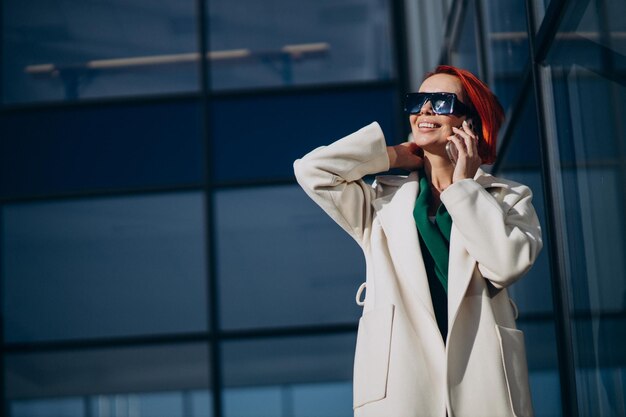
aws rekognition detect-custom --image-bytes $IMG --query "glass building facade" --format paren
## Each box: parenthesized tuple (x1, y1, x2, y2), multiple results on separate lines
(0, 0, 624, 416)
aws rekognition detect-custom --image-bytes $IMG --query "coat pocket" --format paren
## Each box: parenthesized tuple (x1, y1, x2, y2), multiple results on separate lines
(353, 304, 395, 409)
(495, 325, 534, 417)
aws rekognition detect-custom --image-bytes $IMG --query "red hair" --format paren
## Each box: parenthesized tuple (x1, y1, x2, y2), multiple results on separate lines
(425, 65, 504, 164)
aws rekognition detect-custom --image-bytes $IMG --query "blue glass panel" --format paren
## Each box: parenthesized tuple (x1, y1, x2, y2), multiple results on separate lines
(0, 99, 204, 199)
(223, 387, 282, 417)
(211, 87, 398, 182)
(605, 0, 626, 58)
(215, 185, 364, 330)
(11, 392, 214, 417)
(223, 382, 352, 417)
(450, 1, 479, 75)
(546, 7, 626, 413)
(545, 0, 626, 73)
(549, 67, 625, 313)
(560, 166, 625, 313)
(6, 344, 212, 417)
(497, 91, 541, 168)
(2, 192, 208, 342)
(2, 0, 199, 103)
(11, 398, 84, 417)
(485, 0, 530, 66)
(575, 365, 626, 417)
(549, 66, 619, 166)
(519, 320, 562, 417)
(529, 370, 562, 417)
(483, 0, 530, 111)
(222, 334, 354, 417)
(292, 382, 352, 417)
(573, 0, 626, 58)
(208, 0, 395, 90)
(190, 391, 214, 417)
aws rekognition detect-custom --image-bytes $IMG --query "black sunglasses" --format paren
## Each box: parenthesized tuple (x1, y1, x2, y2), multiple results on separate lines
(404, 92, 470, 116)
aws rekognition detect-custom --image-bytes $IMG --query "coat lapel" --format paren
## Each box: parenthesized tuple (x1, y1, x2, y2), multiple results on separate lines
(372, 171, 436, 320)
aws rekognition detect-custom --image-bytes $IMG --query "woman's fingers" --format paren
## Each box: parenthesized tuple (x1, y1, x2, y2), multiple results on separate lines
(447, 132, 463, 147)
(450, 121, 481, 182)
(450, 128, 468, 157)
(461, 120, 479, 157)
(452, 125, 477, 158)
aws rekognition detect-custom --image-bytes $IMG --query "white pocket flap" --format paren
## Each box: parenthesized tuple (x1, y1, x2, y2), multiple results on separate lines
(353, 304, 394, 408)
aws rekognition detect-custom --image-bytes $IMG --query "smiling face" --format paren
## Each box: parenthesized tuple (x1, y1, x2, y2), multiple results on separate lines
(409, 73, 470, 153)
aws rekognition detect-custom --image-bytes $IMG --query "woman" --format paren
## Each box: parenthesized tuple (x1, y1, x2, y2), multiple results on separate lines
(293, 65, 542, 417)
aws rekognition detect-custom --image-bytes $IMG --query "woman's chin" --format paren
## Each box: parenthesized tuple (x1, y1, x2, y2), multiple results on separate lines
(418, 145, 450, 161)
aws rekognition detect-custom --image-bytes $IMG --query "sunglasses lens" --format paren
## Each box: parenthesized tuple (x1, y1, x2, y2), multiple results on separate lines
(405, 94, 426, 114)
(432, 97, 452, 114)
(404, 93, 461, 115)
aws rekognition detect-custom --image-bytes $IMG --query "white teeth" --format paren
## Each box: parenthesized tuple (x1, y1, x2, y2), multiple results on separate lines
(419, 122, 438, 128)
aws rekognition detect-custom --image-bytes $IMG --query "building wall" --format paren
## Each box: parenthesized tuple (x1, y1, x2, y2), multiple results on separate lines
(1, 0, 625, 416)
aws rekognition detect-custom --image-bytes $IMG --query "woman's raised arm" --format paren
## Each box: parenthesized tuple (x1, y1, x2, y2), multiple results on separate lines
(293, 122, 397, 245)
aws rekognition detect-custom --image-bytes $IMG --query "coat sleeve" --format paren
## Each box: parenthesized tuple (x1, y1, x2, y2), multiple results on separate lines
(440, 178, 543, 289)
(293, 122, 390, 245)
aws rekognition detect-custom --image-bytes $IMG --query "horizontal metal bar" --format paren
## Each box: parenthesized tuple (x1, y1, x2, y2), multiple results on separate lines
(2, 323, 360, 354)
(0, 183, 206, 205)
(6, 306, 626, 354)
(25, 43, 331, 76)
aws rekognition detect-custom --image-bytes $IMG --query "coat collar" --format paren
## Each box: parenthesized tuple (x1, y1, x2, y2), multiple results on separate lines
(373, 167, 510, 193)
(371, 168, 508, 331)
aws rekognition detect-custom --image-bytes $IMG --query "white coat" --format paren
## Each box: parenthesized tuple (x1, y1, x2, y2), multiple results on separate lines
(293, 122, 543, 417)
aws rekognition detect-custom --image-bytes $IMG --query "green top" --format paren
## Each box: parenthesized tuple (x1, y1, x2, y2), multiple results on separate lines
(413, 172, 453, 293)
(413, 171, 452, 340)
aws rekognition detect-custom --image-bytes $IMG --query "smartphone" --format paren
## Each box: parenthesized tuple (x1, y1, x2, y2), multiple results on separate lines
(446, 118, 478, 164)
(445, 141, 459, 165)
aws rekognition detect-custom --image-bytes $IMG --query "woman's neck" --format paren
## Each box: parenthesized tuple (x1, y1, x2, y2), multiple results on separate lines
(423, 152, 455, 194)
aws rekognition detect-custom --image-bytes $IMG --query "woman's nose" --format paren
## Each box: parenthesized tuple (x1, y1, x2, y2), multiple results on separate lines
(419, 100, 434, 115)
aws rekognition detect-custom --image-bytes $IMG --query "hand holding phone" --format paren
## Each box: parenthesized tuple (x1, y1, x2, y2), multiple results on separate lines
(446, 118, 478, 165)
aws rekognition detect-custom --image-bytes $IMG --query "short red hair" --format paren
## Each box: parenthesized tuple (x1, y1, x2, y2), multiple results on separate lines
(425, 65, 504, 164)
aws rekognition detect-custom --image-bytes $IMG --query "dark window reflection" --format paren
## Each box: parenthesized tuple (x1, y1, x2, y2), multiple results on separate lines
(1, 0, 200, 103)
(483, 0, 530, 110)
(211, 87, 398, 183)
(550, 66, 625, 313)
(2, 192, 208, 342)
(208, 0, 395, 90)
(450, 0, 479, 76)
(215, 185, 365, 330)
(575, 0, 626, 58)
(547, 4, 626, 412)
(222, 334, 354, 417)
(519, 320, 562, 417)
(0, 100, 205, 199)
(6, 344, 212, 417)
